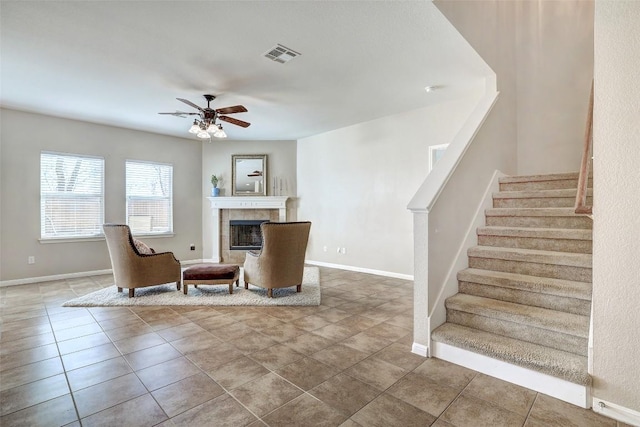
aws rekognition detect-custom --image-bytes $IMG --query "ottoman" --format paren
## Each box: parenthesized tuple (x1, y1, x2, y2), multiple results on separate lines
(182, 263, 240, 295)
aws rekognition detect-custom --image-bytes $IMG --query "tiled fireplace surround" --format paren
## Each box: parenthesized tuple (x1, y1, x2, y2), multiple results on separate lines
(207, 197, 289, 264)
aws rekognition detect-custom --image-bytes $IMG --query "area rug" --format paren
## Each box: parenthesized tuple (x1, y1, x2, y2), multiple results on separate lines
(62, 267, 320, 307)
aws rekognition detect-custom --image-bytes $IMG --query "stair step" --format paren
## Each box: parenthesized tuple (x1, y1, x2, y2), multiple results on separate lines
(432, 323, 591, 386)
(485, 208, 592, 229)
(445, 294, 588, 355)
(458, 268, 591, 315)
(477, 226, 592, 253)
(499, 172, 592, 191)
(468, 246, 592, 281)
(468, 246, 592, 268)
(446, 294, 589, 338)
(493, 189, 593, 208)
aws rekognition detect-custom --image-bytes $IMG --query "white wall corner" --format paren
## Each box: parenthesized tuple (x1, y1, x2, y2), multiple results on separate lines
(427, 169, 505, 332)
(588, 302, 594, 375)
(592, 398, 640, 426)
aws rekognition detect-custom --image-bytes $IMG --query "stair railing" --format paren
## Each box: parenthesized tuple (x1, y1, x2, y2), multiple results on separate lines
(575, 80, 593, 215)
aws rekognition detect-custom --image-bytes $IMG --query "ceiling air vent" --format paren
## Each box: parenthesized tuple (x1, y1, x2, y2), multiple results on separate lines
(264, 44, 301, 64)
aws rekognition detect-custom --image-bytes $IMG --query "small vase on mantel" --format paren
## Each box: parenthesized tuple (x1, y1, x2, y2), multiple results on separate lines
(210, 174, 221, 197)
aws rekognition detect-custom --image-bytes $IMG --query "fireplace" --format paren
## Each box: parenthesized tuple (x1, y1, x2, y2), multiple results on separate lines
(229, 220, 269, 250)
(207, 196, 289, 263)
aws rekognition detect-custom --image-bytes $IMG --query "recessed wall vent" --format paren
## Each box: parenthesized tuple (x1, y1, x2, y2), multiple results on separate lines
(264, 44, 301, 64)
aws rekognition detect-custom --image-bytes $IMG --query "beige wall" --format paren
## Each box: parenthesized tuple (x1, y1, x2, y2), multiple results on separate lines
(0, 108, 202, 282)
(200, 140, 297, 261)
(515, 0, 594, 175)
(435, 0, 594, 176)
(297, 95, 482, 277)
(592, 1, 640, 411)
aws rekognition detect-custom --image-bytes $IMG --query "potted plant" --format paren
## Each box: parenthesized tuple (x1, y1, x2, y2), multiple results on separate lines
(211, 174, 220, 197)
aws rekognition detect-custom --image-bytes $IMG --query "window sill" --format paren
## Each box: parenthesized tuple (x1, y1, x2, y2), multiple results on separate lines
(131, 233, 175, 239)
(39, 236, 105, 244)
(39, 233, 174, 244)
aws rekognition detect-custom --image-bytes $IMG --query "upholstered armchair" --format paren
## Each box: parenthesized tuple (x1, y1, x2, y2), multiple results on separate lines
(243, 221, 311, 297)
(103, 224, 181, 297)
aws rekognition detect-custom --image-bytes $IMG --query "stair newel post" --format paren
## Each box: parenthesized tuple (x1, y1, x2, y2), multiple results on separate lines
(411, 209, 430, 357)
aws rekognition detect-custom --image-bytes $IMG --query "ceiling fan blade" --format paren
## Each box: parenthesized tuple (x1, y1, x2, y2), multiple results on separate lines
(176, 98, 204, 112)
(158, 111, 198, 117)
(215, 105, 247, 115)
(219, 116, 251, 128)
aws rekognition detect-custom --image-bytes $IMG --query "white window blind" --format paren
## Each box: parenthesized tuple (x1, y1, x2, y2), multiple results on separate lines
(126, 160, 173, 235)
(40, 152, 105, 239)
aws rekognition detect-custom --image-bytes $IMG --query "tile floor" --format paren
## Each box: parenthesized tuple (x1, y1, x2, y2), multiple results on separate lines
(0, 267, 626, 426)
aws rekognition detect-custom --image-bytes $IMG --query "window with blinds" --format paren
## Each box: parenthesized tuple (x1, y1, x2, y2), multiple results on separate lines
(40, 152, 105, 239)
(126, 160, 173, 235)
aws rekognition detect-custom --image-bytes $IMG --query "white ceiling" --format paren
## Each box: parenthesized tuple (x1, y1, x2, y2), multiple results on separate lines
(0, 1, 492, 141)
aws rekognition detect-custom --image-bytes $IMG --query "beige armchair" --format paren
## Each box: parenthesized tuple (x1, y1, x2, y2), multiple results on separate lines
(103, 224, 181, 297)
(243, 221, 311, 297)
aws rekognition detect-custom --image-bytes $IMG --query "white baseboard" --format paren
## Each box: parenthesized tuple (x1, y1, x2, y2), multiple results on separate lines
(181, 259, 207, 266)
(412, 342, 429, 357)
(592, 398, 640, 426)
(432, 341, 591, 408)
(0, 259, 207, 287)
(0, 269, 113, 287)
(305, 260, 413, 281)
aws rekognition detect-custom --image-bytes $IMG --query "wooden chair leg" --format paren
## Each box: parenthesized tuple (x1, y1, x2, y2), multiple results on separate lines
(296, 284, 301, 293)
(176, 281, 181, 291)
(267, 288, 273, 298)
(117, 287, 123, 293)
(128, 288, 134, 298)
(183, 284, 188, 295)
(229, 283, 233, 294)
(244, 282, 249, 289)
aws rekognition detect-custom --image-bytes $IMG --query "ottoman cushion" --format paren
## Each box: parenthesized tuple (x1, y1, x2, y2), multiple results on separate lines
(183, 264, 239, 281)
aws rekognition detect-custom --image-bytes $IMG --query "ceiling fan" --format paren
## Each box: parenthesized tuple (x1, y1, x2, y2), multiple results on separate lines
(159, 94, 250, 139)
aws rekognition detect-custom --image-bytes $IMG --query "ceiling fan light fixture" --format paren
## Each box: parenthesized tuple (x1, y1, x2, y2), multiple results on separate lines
(188, 120, 200, 134)
(196, 129, 210, 139)
(160, 95, 249, 140)
(213, 124, 227, 139)
(206, 122, 217, 134)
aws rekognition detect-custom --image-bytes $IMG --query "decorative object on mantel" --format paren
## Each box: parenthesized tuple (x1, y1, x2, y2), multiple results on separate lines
(62, 267, 320, 307)
(158, 94, 250, 140)
(232, 154, 267, 196)
(271, 176, 289, 196)
(210, 174, 221, 197)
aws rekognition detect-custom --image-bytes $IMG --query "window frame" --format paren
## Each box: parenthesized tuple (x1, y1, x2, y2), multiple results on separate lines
(40, 151, 105, 241)
(125, 159, 174, 237)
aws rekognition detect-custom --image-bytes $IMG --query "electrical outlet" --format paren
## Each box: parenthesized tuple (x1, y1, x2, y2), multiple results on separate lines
(340, 247, 347, 254)
(337, 247, 341, 254)
(323, 246, 327, 252)
(28, 256, 35, 264)
(190, 244, 195, 251)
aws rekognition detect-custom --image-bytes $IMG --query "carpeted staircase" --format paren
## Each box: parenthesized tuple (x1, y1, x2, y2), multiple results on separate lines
(431, 172, 593, 405)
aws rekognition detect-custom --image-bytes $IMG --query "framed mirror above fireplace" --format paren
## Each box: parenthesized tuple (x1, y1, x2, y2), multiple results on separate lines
(232, 154, 267, 196)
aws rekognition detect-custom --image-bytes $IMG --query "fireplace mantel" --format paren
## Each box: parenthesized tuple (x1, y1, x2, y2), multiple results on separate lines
(207, 196, 289, 211)
(207, 196, 289, 262)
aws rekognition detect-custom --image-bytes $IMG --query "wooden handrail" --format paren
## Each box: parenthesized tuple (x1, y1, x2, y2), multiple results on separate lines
(575, 80, 593, 215)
